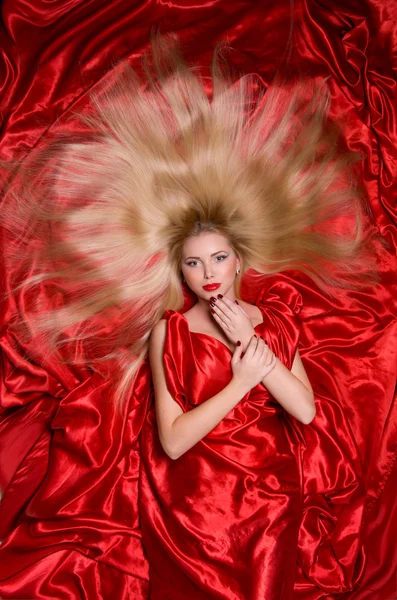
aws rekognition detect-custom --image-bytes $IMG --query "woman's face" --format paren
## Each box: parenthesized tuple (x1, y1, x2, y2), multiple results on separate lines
(181, 232, 240, 301)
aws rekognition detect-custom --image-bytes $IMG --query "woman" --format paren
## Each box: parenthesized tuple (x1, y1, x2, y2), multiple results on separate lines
(151, 230, 315, 462)
(139, 229, 315, 599)
(0, 35, 376, 598)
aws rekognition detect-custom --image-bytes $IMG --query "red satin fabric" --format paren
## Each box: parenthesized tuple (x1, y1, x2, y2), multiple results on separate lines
(0, 1, 396, 600)
(140, 282, 303, 600)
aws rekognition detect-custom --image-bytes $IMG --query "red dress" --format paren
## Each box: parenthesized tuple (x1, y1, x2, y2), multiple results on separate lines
(139, 284, 304, 599)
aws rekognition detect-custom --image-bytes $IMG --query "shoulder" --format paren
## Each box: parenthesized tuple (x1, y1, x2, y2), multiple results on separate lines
(152, 318, 167, 335)
(238, 300, 263, 326)
(149, 318, 167, 350)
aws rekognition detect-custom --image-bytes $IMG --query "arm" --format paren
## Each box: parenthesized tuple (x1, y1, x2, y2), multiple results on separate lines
(149, 320, 249, 460)
(207, 295, 315, 423)
(261, 349, 316, 424)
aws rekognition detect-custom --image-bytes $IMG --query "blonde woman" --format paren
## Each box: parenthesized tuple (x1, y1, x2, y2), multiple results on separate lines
(1, 35, 376, 599)
(150, 229, 315, 461)
(140, 228, 314, 598)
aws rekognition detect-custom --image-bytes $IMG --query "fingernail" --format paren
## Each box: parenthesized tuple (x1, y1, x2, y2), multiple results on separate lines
(210, 301, 216, 307)
(210, 296, 217, 303)
(217, 294, 223, 299)
(235, 300, 239, 305)
(236, 340, 241, 346)
(210, 308, 215, 314)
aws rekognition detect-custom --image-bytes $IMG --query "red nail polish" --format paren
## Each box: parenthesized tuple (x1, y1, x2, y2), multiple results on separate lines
(210, 296, 217, 303)
(217, 294, 223, 299)
(236, 340, 241, 346)
(210, 301, 215, 307)
(210, 308, 215, 314)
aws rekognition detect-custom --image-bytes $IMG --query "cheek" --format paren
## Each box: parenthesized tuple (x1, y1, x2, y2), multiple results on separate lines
(182, 267, 199, 282)
(221, 260, 237, 277)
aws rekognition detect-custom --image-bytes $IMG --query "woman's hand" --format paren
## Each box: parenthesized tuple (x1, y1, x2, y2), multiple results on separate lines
(231, 335, 277, 393)
(210, 295, 256, 348)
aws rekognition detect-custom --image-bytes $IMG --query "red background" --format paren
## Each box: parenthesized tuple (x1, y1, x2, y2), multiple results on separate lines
(0, 1, 396, 599)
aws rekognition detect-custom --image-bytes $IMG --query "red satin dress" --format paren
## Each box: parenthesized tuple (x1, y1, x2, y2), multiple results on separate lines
(139, 284, 304, 600)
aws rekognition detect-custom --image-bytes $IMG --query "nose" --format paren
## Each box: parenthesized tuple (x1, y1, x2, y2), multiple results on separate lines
(203, 263, 213, 280)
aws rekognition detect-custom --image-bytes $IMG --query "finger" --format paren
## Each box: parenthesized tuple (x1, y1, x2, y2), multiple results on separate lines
(219, 295, 238, 313)
(256, 337, 267, 360)
(211, 309, 230, 331)
(245, 335, 259, 356)
(234, 302, 250, 318)
(256, 336, 267, 351)
(268, 354, 276, 371)
(214, 295, 236, 319)
(211, 303, 231, 326)
(264, 354, 277, 377)
(259, 338, 271, 355)
(264, 349, 274, 366)
(231, 341, 242, 364)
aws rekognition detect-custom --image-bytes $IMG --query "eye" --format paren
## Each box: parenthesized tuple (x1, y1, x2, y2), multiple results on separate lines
(185, 260, 200, 267)
(215, 254, 228, 261)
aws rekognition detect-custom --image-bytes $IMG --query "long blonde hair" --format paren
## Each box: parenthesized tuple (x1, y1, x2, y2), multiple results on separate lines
(2, 34, 378, 407)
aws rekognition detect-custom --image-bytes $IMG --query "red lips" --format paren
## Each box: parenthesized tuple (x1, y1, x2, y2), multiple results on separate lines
(202, 283, 221, 291)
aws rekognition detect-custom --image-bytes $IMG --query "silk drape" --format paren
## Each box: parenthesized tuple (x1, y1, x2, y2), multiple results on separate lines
(0, 1, 396, 599)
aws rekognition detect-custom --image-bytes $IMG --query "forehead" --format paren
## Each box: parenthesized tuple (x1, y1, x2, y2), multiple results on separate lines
(182, 232, 232, 256)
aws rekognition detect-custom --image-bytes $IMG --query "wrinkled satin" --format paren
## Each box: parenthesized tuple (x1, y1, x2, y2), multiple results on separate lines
(0, 1, 396, 599)
(139, 282, 304, 600)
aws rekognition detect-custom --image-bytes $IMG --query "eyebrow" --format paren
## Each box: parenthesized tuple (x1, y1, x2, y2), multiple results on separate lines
(184, 251, 228, 260)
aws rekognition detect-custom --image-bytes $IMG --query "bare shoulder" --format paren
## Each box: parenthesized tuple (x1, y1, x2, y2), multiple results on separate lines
(149, 319, 167, 349)
(151, 318, 167, 335)
(238, 300, 263, 326)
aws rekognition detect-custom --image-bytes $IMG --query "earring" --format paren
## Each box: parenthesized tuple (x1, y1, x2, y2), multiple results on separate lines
(236, 268, 241, 275)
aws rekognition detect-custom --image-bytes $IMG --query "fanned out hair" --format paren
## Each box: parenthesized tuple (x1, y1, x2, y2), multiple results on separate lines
(2, 34, 377, 407)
